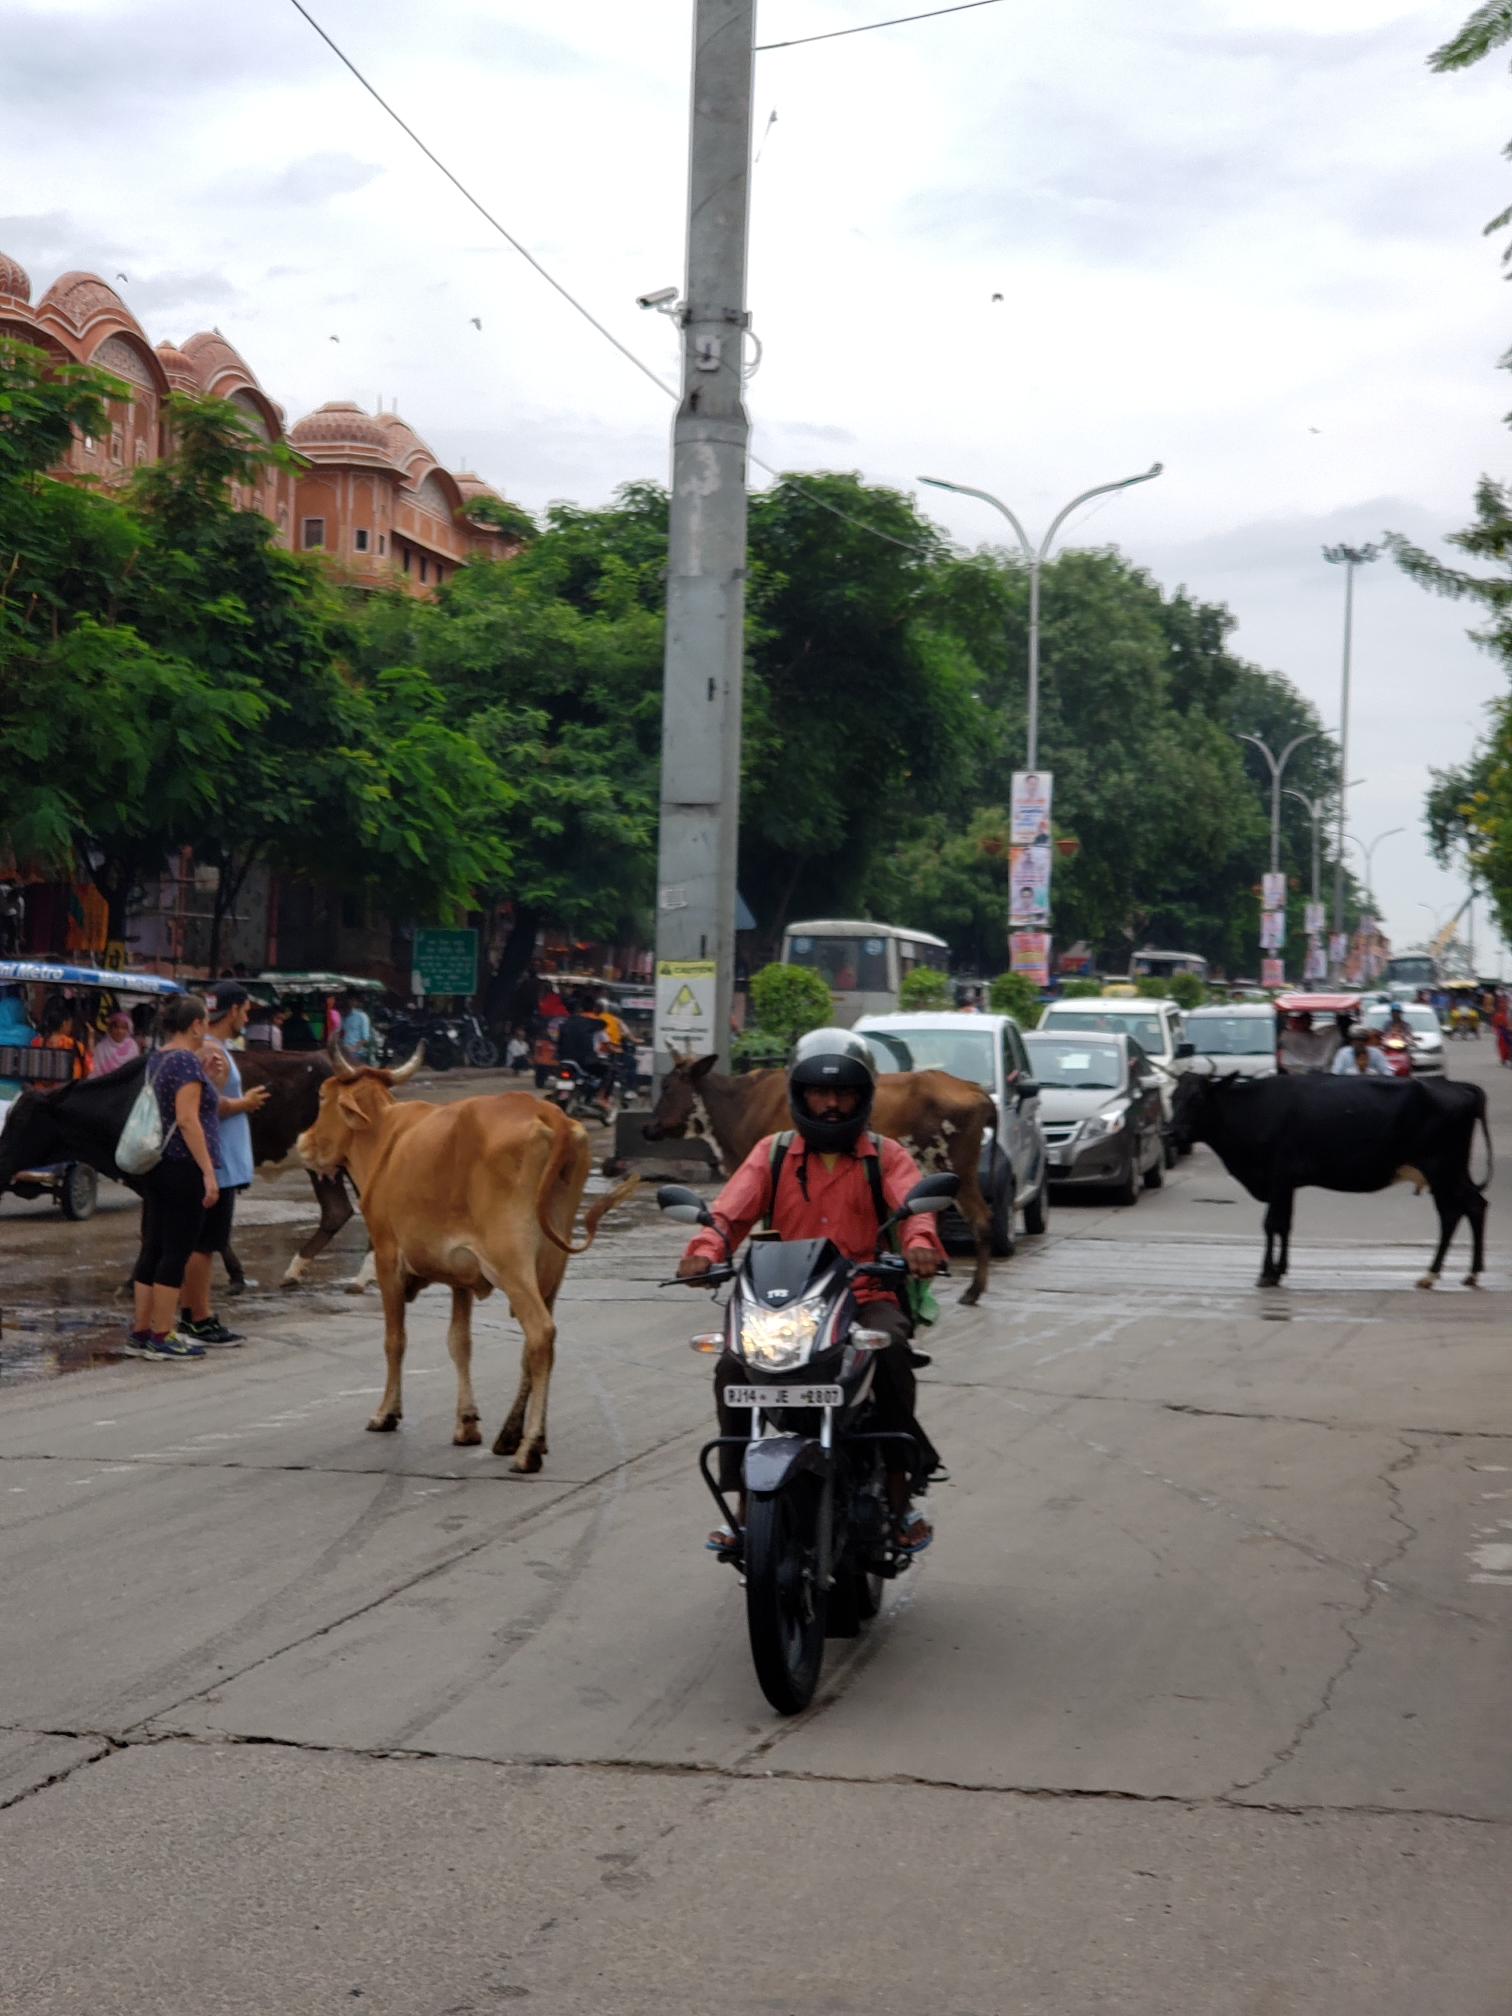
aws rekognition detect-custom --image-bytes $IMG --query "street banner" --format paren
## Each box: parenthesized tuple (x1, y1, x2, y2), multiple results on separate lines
(1304, 901, 1325, 935)
(1261, 871, 1286, 911)
(1010, 771, 1052, 845)
(1008, 843, 1051, 925)
(655, 958, 717, 1058)
(1261, 957, 1285, 988)
(1304, 944, 1327, 980)
(1259, 910, 1286, 950)
(412, 927, 479, 997)
(1328, 932, 1348, 963)
(1009, 931, 1051, 988)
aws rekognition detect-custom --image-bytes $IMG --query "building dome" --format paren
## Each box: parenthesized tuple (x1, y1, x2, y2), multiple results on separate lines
(38, 270, 128, 332)
(289, 399, 391, 455)
(154, 341, 201, 392)
(0, 253, 30, 302)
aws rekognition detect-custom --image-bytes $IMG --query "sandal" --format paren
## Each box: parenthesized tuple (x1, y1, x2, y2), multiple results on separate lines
(896, 1508, 933, 1554)
(706, 1521, 740, 1555)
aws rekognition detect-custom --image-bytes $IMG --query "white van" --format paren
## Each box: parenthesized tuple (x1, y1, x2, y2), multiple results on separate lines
(780, 919, 950, 1027)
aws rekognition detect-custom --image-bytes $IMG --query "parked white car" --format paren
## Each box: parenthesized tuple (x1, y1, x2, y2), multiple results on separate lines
(1035, 994, 1192, 1161)
(1181, 1002, 1278, 1079)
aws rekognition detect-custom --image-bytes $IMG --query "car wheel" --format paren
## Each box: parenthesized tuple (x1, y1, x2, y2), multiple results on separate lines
(1110, 1150, 1140, 1207)
(1022, 1174, 1049, 1236)
(58, 1162, 98, 1221)
(990, 1172, 1015, 1258)
(1143, 1143, 1164, 1189)
(1162, 1133, 1179, 1169)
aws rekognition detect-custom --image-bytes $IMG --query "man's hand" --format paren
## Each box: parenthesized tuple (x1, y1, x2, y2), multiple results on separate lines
(678, 1254, 713, 1279)
(240, 1084, 271, 1113)
(905, 1246, 942, 1279)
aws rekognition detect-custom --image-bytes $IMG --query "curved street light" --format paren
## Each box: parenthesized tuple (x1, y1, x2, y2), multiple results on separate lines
(919, 464, 1163, 767)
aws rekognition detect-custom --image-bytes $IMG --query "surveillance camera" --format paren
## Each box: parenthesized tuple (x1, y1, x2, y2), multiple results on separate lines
(637, 286, 679, 309)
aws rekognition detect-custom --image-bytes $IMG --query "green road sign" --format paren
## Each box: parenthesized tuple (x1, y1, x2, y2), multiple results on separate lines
(412, 927, 479, 997)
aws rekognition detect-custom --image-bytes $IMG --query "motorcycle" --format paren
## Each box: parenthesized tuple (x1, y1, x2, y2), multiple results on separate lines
(456, 1011, 500, 1070)
(658, 1169, 958, 1715)
(1381, 1034, 1414, 1078)
(376, 1008, 456, 1072)
(546, 1058, 610, 1124)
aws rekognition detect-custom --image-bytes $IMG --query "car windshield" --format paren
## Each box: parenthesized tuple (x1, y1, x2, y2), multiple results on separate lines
(1023, 1035, 1124, 1090)
(864, 1028, 996, 1089)
(787, 934, 890, 992)
(1040, 1006, 1166, 1050)
(1189, 1015, 1275, 1055)
(1365, 1005, 1439, 1035)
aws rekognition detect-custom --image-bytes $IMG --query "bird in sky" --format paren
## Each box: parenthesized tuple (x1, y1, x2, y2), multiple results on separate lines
(470, 317, 482, 330)
(329, 334, 340, 343)
(991, 291, 1003, 302)
(1308, 426, 1321, 434)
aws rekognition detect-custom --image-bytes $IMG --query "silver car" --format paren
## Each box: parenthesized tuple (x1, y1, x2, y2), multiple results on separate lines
(1022, 1030, 1166, 1204)
(1181, 1003, 1278, 1079)
(1363, 1002, 1445, 1075)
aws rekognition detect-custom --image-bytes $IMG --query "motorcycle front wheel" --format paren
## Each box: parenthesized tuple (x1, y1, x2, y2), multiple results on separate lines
(465, 1034, 499, 1069)
(745, 1479, 827, 1714)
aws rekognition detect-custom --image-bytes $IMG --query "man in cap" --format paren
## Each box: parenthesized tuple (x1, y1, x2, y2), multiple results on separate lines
(178, 982, 269, 1343)
(678, 1028, 944, 1554)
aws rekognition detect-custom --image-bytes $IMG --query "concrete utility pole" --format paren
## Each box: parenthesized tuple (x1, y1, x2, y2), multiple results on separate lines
(1323, 542, 1379, 975)
(653, 0, 755, 1076)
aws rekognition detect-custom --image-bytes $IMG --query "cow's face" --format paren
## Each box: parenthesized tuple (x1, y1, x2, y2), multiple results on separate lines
(1171, 1069, 1212, 1149)
(298, 1074, 392, 1175)
(641, 1051, 718, 1140)
(0, 1091, 50, 1189)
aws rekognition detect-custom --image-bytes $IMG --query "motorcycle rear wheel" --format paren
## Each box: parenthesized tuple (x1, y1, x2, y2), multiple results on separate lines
(465, 1034, 499, 1069)
(745, 1481, 827, 1714)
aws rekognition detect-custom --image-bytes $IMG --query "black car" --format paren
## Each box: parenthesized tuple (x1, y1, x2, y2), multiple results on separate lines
(1022, 1030, 1165, 1205)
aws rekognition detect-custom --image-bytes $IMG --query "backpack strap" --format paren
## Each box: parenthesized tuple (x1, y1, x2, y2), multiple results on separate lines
(861, 1132, 892, 1244)
(761, 1130, 796, 1233)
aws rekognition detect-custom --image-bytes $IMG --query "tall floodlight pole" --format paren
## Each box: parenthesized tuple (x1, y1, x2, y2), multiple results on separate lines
(919, 466, 1162, 767)
(1236, 732, 1319, 875)
(1285, 787, 1327, 911)
(1323, 543, 1380, 975)
(653, 0, 755, 1076)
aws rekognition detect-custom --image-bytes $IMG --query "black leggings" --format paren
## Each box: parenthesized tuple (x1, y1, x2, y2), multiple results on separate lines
(194, 1183, 242, 1256)
(132, 1160, 208, 1289)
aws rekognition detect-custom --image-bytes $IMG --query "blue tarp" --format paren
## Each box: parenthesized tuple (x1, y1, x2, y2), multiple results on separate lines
(0, 960, 183, 996)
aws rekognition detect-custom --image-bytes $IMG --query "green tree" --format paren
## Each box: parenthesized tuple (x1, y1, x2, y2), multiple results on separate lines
(988, 969, 1041, 1023)
(898, 966, 953, 1009)
(748, 962, 834, 1045)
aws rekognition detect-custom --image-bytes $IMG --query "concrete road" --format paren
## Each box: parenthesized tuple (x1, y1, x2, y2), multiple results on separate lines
(1, 1046, 1509, 2014)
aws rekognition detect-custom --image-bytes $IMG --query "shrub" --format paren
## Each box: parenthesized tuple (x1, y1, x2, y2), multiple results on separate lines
(989, 970, 1042, 1024)
(748, 962, 834, 1045)
(898, 966, 953, 1011)
(1058, 977, 1103, 999)
(730, 1028, 790, 1073)
(1168, 970, 1206, 1009)
(1134, 976, 1172, 998)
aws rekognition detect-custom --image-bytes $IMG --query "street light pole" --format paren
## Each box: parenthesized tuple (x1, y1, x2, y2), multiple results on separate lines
(919, 465, 1163, 768)
(1343, 826, 1404, 921)
(1237, 732, 1319, 875)
(1323, 542, 1380, 974)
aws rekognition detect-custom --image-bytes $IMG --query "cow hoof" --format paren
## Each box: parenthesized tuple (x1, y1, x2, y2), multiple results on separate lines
(367, 1412, 401, 1432)
(454, 1417, 482, 1446)
(342, 1278, 369, 1296)
(1258, 1274, 1282, 1289)
(224, 1278, 248, 1299)
(492, 1428, 521, 1457)
(513, 1444, 545, 1475)
(1416, 1274, 1437, 1291)
(958, 1283, 984, 1308)
(1464, 1274, 1482, 1289)
(279, 1277, 304, 1293)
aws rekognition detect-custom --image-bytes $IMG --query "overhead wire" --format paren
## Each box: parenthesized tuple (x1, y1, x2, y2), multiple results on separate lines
(756, 0, 1007, 52)
(285, 0, 940, 558)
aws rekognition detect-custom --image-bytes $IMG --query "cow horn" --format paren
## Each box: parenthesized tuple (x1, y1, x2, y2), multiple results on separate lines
(388, 1043, 426, 1084)
(329, 1043, 359, 1080)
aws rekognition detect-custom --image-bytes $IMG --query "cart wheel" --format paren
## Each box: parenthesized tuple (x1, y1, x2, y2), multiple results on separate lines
(58, 1162, 98, 1221)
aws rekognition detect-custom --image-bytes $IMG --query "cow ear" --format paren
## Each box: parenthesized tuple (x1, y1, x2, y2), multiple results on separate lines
(690, 1052, 718, 1082)
(336, 1092, 371, 1130)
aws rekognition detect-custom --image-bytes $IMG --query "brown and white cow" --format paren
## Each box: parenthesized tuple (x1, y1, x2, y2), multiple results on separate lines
(641, 1053, 997, 1304)
(298, 1059, 637, 1470)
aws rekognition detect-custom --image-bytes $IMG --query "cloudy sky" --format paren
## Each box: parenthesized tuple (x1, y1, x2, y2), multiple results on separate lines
(6, 0, 1511, 963)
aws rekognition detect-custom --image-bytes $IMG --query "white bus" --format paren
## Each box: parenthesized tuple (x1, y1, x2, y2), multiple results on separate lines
(780, 919, 950, 1026)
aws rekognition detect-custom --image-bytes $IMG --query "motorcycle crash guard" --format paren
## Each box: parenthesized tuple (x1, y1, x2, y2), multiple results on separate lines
(743, 1435, 830, 1495)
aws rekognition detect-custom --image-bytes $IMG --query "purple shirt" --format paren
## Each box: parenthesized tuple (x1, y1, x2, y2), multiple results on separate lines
(151, 1048, 221, 1168)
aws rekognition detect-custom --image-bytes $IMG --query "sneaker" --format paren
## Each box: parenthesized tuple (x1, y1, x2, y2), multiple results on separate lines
(141, 1330, 206, 1361)
(123, 1329, 153, 1357)
(178, 1313, 244, 1346)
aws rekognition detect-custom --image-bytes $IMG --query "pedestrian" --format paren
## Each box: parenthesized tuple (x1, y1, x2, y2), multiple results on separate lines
(505, 1025, 529, 1075)
(32, 994, 90, 1078)
(340, 989, 373, 1062)
(125, 994, 221, 1362)
(1493, 992, 1512, 1068)
(177, 983, 271, 1343)
(90, 1009, 140, 1076)
(324, 995, 343, 1045)
(243, 999, 281, 1049)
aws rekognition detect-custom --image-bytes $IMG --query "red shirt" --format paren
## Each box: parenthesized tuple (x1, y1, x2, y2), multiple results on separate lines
(684, 1131, 944, 1305)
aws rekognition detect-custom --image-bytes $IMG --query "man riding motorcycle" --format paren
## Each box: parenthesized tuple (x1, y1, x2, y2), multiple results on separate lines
(677, 1028, 944, 1554)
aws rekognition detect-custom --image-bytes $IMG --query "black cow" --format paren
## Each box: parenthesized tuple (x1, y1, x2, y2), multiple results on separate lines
(0, 1049, 357, 1289)
(1172, 1069, 1490, 1288)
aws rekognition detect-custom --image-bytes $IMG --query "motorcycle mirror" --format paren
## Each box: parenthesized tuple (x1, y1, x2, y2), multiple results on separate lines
(657, 1182, 714, 1227)
(902, 1172, 960, 1214)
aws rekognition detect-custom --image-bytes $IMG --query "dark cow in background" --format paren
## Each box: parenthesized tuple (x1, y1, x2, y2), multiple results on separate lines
(0, 1047, 383, 1288)
(1172, 1069, 1490, 1288)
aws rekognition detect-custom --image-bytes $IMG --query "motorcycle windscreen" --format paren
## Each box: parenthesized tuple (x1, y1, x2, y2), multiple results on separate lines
(744, 1237, 842, 1307)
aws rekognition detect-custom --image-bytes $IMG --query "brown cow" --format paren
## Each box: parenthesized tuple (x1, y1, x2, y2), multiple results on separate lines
(298, 1059, 637, 1471)
(641, 1053, 997, 1304)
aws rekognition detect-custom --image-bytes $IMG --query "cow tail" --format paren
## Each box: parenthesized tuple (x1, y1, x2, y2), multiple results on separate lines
(535, 1115, 640, 1254)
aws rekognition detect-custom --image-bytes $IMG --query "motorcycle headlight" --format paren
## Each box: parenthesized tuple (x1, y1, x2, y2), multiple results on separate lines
(739, 1297, 822, 1371)
(1079, 1103, 1128, 1143)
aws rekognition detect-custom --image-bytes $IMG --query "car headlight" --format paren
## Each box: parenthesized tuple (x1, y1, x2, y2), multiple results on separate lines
(1079, 1103, 1128, 1143)
(739, 1297, 823, 1371)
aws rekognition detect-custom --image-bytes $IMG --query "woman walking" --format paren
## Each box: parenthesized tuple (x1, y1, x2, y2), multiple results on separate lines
(125, 995, 221, 1362)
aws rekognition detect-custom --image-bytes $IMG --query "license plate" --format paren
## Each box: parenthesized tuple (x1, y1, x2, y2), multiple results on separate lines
(724, 1384, 843, 1410)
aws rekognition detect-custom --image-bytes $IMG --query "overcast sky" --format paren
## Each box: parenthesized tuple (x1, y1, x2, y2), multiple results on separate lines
(5, 0, 1511, 964)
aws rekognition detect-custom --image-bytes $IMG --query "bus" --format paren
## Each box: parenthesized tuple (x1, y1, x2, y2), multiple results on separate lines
(1382, 954, 1439, 993)
(780, 919, 950, 1026)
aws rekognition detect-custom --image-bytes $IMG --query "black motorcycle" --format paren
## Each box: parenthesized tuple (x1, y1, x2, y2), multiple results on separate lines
(658, 1170, 958, 1715)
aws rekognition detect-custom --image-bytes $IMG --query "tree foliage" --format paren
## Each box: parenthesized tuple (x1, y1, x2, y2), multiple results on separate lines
(748, 961, 834, 1044)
